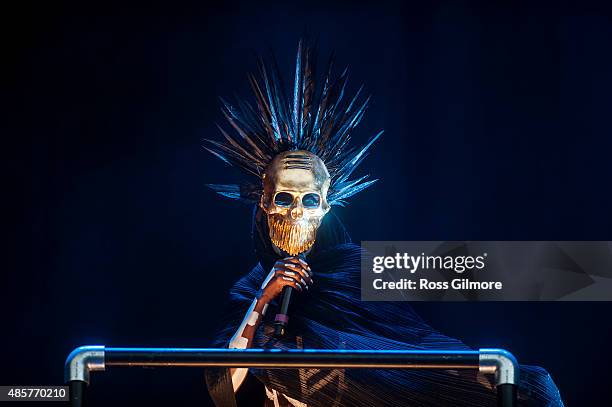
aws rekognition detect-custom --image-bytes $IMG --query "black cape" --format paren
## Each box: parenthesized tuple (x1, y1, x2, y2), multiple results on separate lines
(206, 208, 564, 407)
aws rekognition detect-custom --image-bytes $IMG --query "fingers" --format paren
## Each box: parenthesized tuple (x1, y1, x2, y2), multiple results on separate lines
(276, 274, 303, 291)
(273, 268, 309, 289)
(283, 256, 312, 274)
(268, 257, 315, 295)
(276, 262, 313, 285)
(280, 257, 313, 279)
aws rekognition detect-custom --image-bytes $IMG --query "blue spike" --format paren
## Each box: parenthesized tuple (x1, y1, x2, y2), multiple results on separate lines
(203, 146, 232, 166)
(258, 59, 282, 142)
(337, 130, 383, 183)
(332, 175, 369, 198)
(345, 85, 364, 115)
(293, 40, 303, 143)
(207, 183, 240, 192)
(311, 56, 334, 137)
(206, 184, 242, 200)
(331, 179, 379, 202)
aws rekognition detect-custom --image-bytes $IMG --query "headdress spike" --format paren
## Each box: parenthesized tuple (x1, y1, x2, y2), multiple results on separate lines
(206, 40, 382, 205)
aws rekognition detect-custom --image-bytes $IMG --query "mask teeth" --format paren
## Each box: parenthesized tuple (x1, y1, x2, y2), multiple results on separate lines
(268, 216, 319, 256)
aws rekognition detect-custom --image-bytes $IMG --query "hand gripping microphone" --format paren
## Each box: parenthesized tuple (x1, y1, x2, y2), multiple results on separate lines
(274, 253, 307, 338)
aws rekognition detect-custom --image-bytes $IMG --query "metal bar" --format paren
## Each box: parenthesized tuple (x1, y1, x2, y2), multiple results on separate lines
(105, 347, 480, 369)
(65, 346, 518, 407)
(497, 383, 518, 406)
(68, 380, 86, 407)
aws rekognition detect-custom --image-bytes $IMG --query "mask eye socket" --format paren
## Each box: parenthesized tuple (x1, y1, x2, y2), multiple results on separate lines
(302, 193, 320, 209)
(274, 192, 294, 207)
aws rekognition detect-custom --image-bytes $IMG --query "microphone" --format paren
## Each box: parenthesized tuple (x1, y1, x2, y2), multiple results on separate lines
(274, 253, 306, 338)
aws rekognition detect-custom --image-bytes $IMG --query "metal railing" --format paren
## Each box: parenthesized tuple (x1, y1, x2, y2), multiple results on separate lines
(65, 346, 519, 407)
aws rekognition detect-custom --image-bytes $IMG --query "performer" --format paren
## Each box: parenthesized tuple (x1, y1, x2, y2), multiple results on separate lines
(204, 41, 564, 407)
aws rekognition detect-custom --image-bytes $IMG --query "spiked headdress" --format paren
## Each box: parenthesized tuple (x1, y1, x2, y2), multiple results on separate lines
(205, 41, 383, 206)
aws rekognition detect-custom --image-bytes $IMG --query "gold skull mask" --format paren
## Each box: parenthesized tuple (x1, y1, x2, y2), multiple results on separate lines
(260, 150, 331, 256)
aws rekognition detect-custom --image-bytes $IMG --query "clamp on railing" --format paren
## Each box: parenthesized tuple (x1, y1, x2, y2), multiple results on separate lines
(64, 346, 106, 384)
(479, 348, 520, 386)
(479, 348, 520, 405)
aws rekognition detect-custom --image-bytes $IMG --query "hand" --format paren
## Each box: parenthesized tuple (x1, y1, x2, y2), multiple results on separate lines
(259, 257, 313, 303)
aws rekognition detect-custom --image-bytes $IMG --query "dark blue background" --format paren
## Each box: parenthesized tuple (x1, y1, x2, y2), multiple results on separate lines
(4, 1, 612, 405)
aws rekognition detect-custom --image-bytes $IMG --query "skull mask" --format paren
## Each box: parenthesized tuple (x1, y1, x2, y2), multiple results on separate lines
(260, 150, 331, 256)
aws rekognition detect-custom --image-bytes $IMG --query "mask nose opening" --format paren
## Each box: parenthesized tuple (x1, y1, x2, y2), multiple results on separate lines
(290, 198, 304, 220)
